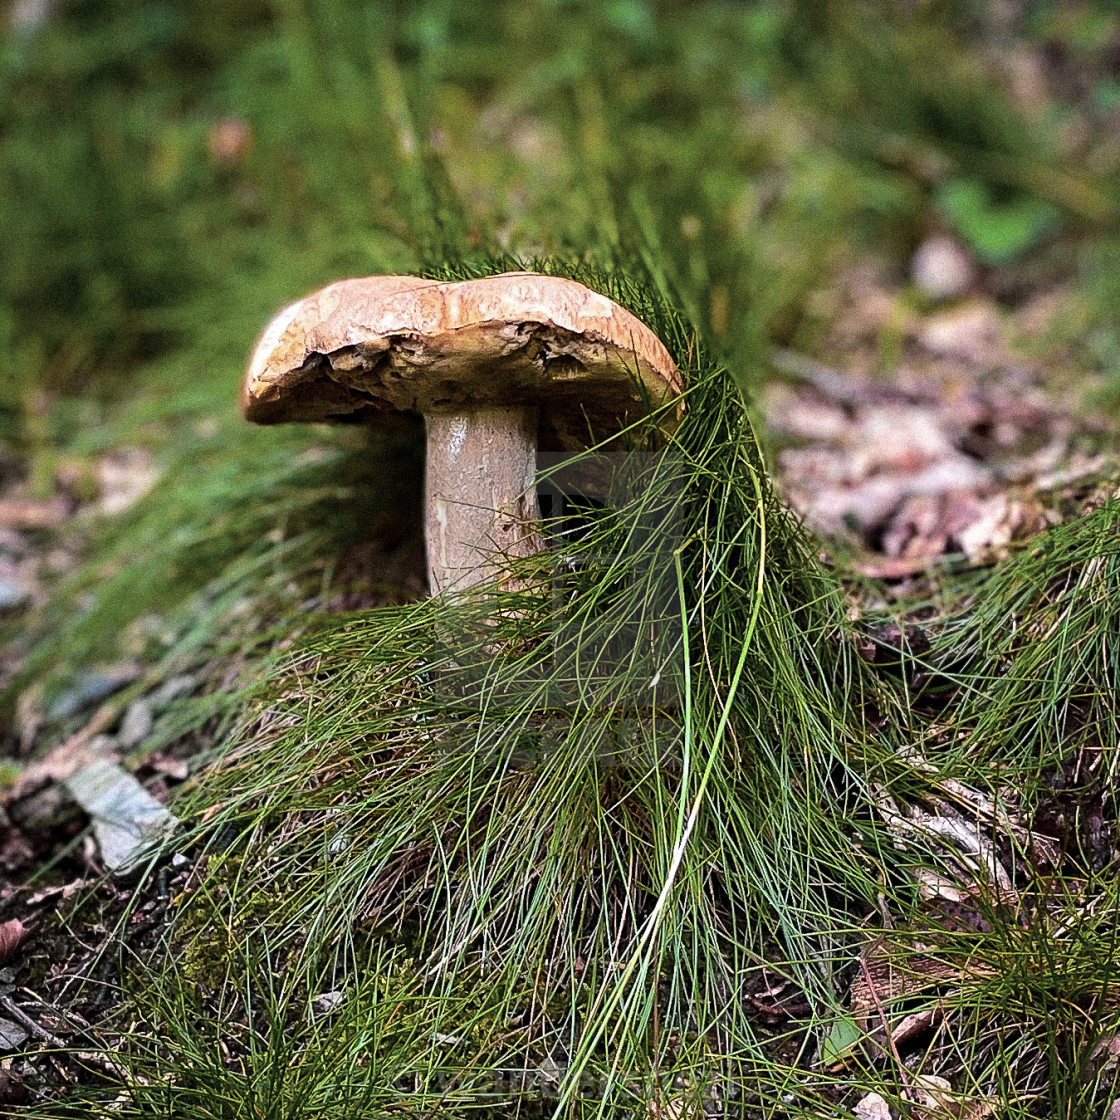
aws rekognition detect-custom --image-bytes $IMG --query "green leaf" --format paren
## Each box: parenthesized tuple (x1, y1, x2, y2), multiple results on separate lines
(819, 1014, 864, 1066)
(935, 178, 1061, 265)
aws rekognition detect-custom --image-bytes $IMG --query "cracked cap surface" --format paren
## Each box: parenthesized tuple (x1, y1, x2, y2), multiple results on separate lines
(242, 271, 681, 449)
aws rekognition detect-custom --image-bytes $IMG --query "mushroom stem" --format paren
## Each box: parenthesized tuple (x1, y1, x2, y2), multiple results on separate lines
(424, 406, 542, 594)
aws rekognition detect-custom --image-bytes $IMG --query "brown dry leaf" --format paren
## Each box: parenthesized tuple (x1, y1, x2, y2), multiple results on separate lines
(773, 395, 995, 544)
(851, 935, 997, 1039)
(0, 497, 68, 530)
(761, 264, 1113, 577)
(852, 1091, 892, 1120)
(1090, 1033, 1120, 1078)
(957, 1102, 997, 1120)
(6, 701, 122, 802)
(891, 1003, 944, 1046)
(850, 405, 958, 475)
(0, 920, 24, 966)
(911, 868, 971, 903)
(849, 554, 943, 579)
(25, 879, 83, 907)
(646, 1097, 699, 1119)
(916, 301, 1003, 363)
(907, 1074, 959, 1118)
(955, 494, 1046, 563)
(908, 1075, 998, 1120)
(881, 493, 954, 560)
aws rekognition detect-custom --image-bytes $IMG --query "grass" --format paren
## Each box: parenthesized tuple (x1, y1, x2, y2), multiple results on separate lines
(933, 496, 1120, 785)
(5, 1, 1120, 1117)
(96, 268, 910, 1116)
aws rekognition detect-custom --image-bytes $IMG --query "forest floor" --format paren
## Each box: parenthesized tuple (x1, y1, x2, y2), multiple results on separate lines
(5, 3, 1120, 1117)
(1, 247, 1118, 1116)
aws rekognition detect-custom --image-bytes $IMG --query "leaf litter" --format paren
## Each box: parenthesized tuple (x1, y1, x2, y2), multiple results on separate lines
(760, 256, 1120, 1117)
(1, 276, 1117, 1111)
(763, 260, 1115, 581)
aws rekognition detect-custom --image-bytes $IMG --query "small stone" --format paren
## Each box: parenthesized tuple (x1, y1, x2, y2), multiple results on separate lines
(312, 991, 344, 1016)
(911, 234, 975, 302)
(0, 580, 29, 613)
(170, 852, 190, 869)
(117, 699, 153, 750)
(48, 666, 138, 722)
(149, 675, 197, 708)
(0, 1018, 28, 1051)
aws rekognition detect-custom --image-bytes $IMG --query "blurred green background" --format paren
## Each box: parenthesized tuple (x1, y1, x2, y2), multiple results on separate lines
(5, 0, 1120, 456)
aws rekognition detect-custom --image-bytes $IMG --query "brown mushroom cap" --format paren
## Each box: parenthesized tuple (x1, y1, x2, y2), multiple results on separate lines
(241, 271, 681, 450)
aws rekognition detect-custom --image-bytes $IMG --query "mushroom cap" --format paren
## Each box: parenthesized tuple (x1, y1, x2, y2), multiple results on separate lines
(242, 271, 681, 450)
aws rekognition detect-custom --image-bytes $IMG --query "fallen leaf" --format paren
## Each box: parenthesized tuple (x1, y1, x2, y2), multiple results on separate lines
(0, 497, 68, 530)
(850, 554, 944, 579)
(25, 879, 83, 906)
(64, 757, 179, 871)
(853, 1091, 892, 1120)
(851, 935, 997, 1038)
(7, 702, 122, 801)
(958, 1101, 997, 1120)
(148, 756, 189, 781)
(917, 301, 1003, 362)
(891, 1003, 944, 1045)
(912, 868, 970, 903)
(955, 494, 1044, 562)
(0, 922, 23, 966)
(907, 1073, 958, 1118)
(819, 1013, 863, 1067)
(96, 449, 159, 515)
(881, 493, 952, 560)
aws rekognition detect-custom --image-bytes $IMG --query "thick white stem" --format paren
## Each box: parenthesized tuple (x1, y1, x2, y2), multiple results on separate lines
(424, 406, 542, 594)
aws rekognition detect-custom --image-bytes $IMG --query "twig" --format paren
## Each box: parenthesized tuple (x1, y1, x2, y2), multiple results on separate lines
(1, 993, 130, 1080)
(858, 952, 914, 1113)
(1, 993, 68, 1049)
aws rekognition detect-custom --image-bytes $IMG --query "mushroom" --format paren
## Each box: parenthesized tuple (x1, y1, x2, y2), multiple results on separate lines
(242, 271, 681, 593)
